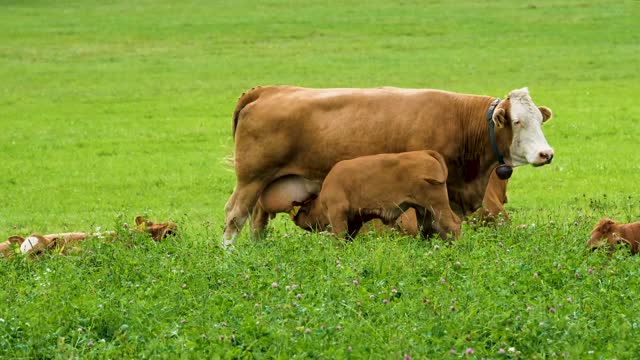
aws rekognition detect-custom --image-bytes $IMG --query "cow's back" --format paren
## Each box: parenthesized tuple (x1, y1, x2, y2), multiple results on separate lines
(233, 86, 485, 182)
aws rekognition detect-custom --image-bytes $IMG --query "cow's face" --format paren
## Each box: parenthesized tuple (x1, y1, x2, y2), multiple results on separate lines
(587, 218, 619, 250)
(493, 88, 554, 167)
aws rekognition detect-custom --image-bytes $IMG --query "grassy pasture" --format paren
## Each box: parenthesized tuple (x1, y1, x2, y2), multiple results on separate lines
(1, 0, 639, 358)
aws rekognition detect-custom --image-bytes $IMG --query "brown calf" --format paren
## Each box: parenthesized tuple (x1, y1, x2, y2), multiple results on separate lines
(291, 150, 461, 240)
(588, 218, 640, 254)
(256, 165, 508, 237)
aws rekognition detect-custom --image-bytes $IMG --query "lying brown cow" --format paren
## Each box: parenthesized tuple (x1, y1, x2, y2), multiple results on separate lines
(588, 218, 640, 254)
(1, 217, 177, 259)
(290, 150, 461, 240)
(224, 86, 554, 248)
(13, 232, 88, 257)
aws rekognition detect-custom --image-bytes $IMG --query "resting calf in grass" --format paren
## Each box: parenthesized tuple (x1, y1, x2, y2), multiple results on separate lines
(291, 150, 461, 240)
(588, 218, 640, 254)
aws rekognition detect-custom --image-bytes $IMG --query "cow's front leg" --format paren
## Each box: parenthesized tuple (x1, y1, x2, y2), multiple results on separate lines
(223, 181, 263, 249)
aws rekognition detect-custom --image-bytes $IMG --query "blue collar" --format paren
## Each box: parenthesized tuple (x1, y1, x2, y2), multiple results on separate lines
(486, 98, 513, 180)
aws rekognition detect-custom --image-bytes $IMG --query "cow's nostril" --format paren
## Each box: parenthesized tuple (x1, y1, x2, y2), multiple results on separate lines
(539, 152, 554, 163)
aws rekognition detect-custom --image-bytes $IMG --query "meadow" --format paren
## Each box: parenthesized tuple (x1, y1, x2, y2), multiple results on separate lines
(1, 0, 639, 358)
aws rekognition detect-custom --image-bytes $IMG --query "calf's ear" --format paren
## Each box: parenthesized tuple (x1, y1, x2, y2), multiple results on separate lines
(538, 106, 552, 123)
(492, 108, 507, 128)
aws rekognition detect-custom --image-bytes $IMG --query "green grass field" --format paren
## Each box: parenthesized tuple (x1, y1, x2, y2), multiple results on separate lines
(1, 0, 639, 358)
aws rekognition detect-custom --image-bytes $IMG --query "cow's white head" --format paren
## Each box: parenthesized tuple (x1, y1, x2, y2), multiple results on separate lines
(492, 87, 554, 167)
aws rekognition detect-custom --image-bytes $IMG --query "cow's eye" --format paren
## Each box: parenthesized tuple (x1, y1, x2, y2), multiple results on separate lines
(513, 119, 521, 126)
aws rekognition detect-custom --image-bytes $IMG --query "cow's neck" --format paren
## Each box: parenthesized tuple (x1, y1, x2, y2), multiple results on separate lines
(446, 96, 512, 216)
(454, 96, 510, 176)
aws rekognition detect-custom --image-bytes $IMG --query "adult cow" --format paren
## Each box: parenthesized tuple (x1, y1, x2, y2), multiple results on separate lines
(223, 86, 554, 248)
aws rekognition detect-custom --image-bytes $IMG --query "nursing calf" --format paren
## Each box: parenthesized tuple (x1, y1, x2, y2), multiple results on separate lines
(291, 150, 461, 240)
(588, 218, 640, 254)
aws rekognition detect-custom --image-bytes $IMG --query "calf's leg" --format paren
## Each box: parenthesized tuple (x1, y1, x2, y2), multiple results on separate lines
(326, 206, 350, 238)
(431, 207, 461, 240)
(347, 218, 365, 239)
(415, 209, 437, 239)
(415, 185, 461, 240)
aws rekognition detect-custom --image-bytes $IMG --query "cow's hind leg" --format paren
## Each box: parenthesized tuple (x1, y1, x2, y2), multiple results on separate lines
(223, 181, 264, 249)
(250, 204, 273, 239)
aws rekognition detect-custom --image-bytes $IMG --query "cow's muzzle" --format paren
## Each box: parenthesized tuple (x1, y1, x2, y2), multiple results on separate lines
(532, 149, 554, 167)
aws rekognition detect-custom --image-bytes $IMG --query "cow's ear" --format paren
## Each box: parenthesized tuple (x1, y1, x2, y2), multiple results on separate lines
(492, 108, 507, 128)
(596, 218, 614, 233)
(8, 236, 24, 244)
(538, 106, 552, 123)
(135, 216, 147, 226)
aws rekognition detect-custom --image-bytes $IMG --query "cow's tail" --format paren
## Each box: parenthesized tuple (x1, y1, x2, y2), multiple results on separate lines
(222, 153, 235, 170)
(232, 86, 267, 139)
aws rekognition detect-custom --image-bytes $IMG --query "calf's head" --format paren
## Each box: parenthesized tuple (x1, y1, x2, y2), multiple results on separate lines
(290, 195, 326, 232)
(492, 87, 554, 167)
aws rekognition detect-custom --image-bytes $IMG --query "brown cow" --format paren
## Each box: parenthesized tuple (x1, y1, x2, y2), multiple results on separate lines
(224, 86, 553, 248)
(291, 150, 461, 240)
(588, 218, 640, 254)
